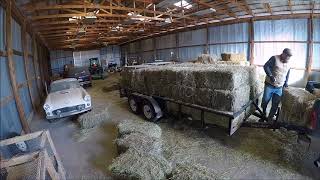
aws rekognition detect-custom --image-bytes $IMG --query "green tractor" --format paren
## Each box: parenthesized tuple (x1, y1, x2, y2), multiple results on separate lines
(88, 58, 105, 79)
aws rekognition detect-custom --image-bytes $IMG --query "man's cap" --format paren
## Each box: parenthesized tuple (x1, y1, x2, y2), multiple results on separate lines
(283, 48, 292, 56)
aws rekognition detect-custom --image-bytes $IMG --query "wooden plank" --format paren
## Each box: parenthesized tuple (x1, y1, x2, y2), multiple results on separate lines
(12, 49, 23, 56)
(249, 18, 254, 64)
(1, 151, 40, 168)
(0, 131, 43, 146)
(37, 150, 46, 180)
(5, 0, 31, 133)
(0, 50, 7, 57)
(44, 151, 60, 180)
(22, 21, 36, 111)
(44, 131, 66, 180)
(0, 95, 14, 107)
(307, 17, 314, 74)
(32, 33, 42, 99)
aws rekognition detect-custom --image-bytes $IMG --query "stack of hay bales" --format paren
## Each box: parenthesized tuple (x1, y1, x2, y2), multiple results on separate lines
(109, 120, 172, 179)
(279, 87, 318, 127)
(120, 62, 263, 113)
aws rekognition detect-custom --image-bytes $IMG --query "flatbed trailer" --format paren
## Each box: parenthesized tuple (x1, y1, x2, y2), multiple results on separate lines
(119, 86, 320, 167)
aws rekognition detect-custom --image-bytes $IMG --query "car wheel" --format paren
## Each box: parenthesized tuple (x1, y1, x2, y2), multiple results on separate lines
(142, 100, 156, 122)
(7, 132, 29, 156)
(128, 96, 140, 114)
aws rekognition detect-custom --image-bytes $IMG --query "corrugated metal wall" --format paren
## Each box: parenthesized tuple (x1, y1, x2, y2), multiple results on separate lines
(100, 45, 121, 66)
(50, 50, 74, 75)
(209, 23, 249, 59)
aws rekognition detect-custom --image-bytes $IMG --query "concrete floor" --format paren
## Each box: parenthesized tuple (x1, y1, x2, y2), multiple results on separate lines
(30, 73, 320, 179)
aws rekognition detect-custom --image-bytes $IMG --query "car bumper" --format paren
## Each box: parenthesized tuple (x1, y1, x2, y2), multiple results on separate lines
(46, 107, 92, 119)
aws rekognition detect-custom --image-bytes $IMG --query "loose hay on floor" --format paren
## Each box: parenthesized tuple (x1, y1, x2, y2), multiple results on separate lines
(109, 148, 172, 180)
(78, 108, 110, 129)
(117, 119, 162, 139)
(116, 132, 162, 155)
(170, 162, 220, 180)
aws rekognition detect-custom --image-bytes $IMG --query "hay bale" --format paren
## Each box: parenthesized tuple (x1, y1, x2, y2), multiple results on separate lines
(194, 54, 217, 64)
(221, 53, 246, 62)
(78, 108, 110, 129)
(280, 87, 317, 127)
(282, 87, 316, 114)
(109, 148, 172, 180)
(170, 162, 220, 180)
(211, 85, 250, 112)
(118, 119, 162, 139)
(116, 132, 162, 155)
(215, 60, 250, 66)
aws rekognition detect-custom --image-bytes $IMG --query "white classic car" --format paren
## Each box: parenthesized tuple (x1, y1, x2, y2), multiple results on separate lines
(43, 78, 92, 120)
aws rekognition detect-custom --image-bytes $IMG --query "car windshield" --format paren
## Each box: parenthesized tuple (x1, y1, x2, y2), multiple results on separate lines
(50, 80, 80, 93)
(68, 67, 89, 77)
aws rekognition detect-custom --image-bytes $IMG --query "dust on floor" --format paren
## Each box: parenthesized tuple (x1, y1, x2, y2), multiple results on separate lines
(30, 73, 319, 179)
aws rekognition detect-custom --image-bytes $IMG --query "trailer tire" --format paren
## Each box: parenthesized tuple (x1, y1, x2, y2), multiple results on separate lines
(142, 100, 156, 122)
(128, 96, 140, 114)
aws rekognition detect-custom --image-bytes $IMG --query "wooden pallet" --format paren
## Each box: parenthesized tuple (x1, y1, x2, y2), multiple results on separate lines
(0, 130, 66, 180)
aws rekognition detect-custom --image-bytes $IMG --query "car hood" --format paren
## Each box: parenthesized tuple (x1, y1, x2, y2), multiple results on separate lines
(45, 88, 86, 110)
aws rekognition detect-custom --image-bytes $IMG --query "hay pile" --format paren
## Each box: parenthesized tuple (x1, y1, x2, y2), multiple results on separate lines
(120, 63, 263, 112)
(117, 119, 162, 138)
(221, 53, 246, 62)
(170, 162, 220, 180)
(109, 148, 172, 180)
(110, 120, 171, 179)
(77, 108, 110, 129)
(116, 132, 162, 155)
(279, 87, 317, 127)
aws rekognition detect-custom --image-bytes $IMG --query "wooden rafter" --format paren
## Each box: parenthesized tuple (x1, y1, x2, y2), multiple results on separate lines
(264, 3, 273, 15)
(193, 0, 237, 19)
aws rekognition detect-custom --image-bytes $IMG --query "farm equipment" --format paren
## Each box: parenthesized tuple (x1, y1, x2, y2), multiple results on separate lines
(88, 58, 105, 79)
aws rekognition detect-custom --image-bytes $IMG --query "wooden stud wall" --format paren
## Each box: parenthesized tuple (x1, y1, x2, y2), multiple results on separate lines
(0, 0, 50, 134)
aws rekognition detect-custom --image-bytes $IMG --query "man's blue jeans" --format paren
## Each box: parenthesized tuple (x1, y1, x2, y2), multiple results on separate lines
(261, 84, 283, 119)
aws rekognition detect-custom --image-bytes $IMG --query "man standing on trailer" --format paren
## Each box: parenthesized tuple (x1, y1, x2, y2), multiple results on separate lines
(261, 48, 292, 122)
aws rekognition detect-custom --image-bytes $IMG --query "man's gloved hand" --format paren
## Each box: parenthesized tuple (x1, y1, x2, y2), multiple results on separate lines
(284, 83, 288, 88)
(270, 76, 276, 83)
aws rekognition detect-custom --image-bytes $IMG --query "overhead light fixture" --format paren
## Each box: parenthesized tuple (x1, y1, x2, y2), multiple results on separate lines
(174, 0, 192, 9)
(84, 12, 97, 24)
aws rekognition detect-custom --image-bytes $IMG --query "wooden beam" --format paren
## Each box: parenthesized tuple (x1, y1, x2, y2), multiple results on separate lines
(263, 3, 273, 15)
(5, 0, 31, 133)
(307, 17, 313, 74)
(193, 0, 237, 18)
(22, 21, 36, 111)
(32, 33, 42, 100)
(249, 18, 254, 64)
(288, 0, 293, 14)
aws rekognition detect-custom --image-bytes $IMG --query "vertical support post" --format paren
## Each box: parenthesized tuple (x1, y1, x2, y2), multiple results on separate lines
(176, 33, 179, 62)
(22, 21, 35, 111)
(205, 24, 209, 54)
(153, 37, 156, 61)
(201, 110, 205, 128)
(249, 18, 254, 65)
(32, 33, 42, 101)
(5, 0, 31, 133)
(307, 16, 314, 77)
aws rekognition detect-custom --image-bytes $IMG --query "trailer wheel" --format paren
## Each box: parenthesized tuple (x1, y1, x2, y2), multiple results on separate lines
(128, 96, 140, 114)
(142, 100, 156, 121)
